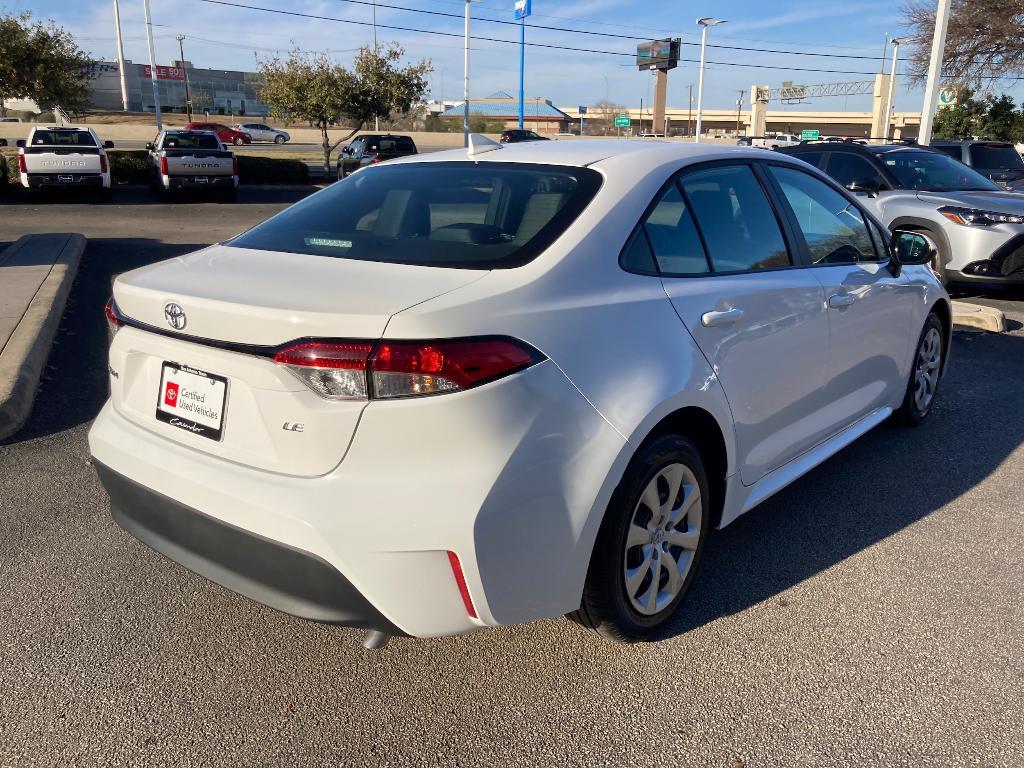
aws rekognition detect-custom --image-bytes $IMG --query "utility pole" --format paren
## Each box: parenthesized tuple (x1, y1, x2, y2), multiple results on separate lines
(883, 38, 902, 142)
(736, 89, 745, 136)
(113, 0, 129, 111)
(143, 0, 163, 130)
(177, 35, 193, 121)
(687, 84, 693, 137)
(918, 0, 952, 145)
(463, 0, 472, 146)
(373, 0, 379, 131)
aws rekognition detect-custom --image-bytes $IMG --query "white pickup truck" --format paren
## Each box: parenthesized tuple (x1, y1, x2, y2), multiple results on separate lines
(750, 133, 801, 149)
(16, 126, 113, 198)
(146, 130, 238, 202)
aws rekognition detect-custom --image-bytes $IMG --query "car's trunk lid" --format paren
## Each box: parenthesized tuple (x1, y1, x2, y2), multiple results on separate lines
(109, 244, 485, 476)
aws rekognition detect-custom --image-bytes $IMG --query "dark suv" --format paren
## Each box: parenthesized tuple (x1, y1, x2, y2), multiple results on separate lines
(499, 129, 550, 143)
(337, 135, 418, 180)
(930, 140, 1024, 192)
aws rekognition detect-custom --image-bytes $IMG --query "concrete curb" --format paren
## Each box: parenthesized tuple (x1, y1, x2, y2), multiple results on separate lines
(0, 234, 86, 440)
(951, 300, 1006, 333)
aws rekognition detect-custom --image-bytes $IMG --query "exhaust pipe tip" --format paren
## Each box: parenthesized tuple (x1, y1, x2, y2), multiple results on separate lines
(362, 630, 390, 650)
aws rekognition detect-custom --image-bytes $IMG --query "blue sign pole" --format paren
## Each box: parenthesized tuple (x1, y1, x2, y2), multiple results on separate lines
(519, 17, 525, 128)
(515, 0, 530, 129)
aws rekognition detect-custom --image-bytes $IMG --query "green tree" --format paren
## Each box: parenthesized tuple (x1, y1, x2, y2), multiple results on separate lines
(0, 13, 93, 116)
(931, 89, 986, 139)
(980, 95, 1022, 142)
(258, 44, 430, 172)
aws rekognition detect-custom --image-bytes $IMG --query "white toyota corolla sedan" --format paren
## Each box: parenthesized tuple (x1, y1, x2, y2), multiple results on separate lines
(89, 137, 950, 646)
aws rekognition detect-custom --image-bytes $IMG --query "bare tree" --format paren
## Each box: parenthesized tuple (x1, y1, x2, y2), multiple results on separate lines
(902, 0, 1024, 90)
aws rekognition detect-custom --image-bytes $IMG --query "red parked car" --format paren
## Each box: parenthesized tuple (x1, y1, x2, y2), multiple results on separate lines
(186, 122, 251, 146)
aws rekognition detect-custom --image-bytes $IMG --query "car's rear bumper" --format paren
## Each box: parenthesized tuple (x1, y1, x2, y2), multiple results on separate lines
(24, 173, 107, 188)
(167, 175, 237, 190)
(95, 461, 405, 634)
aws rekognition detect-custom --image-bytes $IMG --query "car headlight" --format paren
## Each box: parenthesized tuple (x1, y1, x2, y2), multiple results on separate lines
(939, 206, 1024, 226)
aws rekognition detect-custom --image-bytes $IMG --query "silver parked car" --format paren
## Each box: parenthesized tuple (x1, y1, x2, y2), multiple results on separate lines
(234, 122, 289, 144)
(780, 141, 1024, 285)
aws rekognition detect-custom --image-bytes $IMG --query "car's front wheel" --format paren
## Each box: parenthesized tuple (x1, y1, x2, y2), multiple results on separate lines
(572, 434, 710, 642)
(894, 311, 945, 425)
(233, 137, 244, 146)
(274, 135, 285, 144)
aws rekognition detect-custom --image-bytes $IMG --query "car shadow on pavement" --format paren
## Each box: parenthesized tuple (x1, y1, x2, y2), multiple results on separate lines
(657, 327, 1024, 640)
(0, 238, 211, 446)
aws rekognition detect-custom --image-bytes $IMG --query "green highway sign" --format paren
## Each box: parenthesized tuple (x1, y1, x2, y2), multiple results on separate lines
(614, 113, 631, 127)
(801, 129, 820, 141)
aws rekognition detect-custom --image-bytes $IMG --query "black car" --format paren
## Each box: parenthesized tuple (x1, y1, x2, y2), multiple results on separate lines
(499, 129, 550, 143)
(930, 139, 1024, 191)
(337, 135, 418, 180)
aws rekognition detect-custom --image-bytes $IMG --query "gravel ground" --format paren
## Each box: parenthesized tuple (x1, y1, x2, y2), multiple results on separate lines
(1, 197, 1022, 767)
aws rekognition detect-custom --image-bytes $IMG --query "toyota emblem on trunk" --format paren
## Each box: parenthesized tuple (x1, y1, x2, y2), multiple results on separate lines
(164, 303, 187, 330)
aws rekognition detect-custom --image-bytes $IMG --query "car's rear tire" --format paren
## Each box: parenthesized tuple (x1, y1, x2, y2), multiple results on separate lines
(893, 311, 945, 426)
(233, 137, 243, 146)
(274, 135, 285, 144)
(571, 434, 710, 642)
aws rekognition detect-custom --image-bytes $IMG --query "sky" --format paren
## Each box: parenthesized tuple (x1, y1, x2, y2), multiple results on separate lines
(7, 0, 1024, 114)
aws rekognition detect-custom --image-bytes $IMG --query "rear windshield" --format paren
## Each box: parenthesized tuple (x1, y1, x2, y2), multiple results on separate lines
(31, 130, 96, 147)
(230, 162, 603, 269)
(163, 133, 220, 150)
(969, 144, 1024, 171)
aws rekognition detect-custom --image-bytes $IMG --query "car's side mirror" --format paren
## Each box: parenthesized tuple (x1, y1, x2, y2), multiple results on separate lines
(846, 178, 882, 197)
(15, 139, 25, 148)
(145, 142, 155, 151)
(890, 231, 937, 277)
(103, 140, 115, 149)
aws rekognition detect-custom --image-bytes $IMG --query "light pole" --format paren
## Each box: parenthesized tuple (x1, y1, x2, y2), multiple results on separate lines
(695, 17, 727, 143)
(177, 35, 193, 121)
(883, 38, 902, 142)
(143, 0, 163, 130)
(462, 0, 480, 147)
(113, 0, 129, 111)
(918, 0, 952, 145)
(373, 0, 379, 130)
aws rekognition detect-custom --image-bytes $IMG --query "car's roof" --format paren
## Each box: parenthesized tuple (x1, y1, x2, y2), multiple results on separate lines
(396, 139, 782, 171)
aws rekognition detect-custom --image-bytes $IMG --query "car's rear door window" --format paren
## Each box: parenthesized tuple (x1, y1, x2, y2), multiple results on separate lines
(768, 165, 878, 264)
(679, 165, 791, 272)
(230, 162, 603, 269)
(640, 184, 709, 275)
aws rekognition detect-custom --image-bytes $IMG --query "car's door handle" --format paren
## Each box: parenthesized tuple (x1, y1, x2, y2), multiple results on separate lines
(701, 308, 745, 327)
(828, 294, 856, 309)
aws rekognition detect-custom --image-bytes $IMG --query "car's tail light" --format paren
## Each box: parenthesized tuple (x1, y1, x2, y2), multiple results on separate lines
(370, 339, 538, 398)
(272, 337, 541, 400)
(100, 154, 108, 173)
(232, 156, 238, 176)
(370, 155, 382, 164)
(160, 156, 169, 176)
(17, 154, 26, 173)
(273, 341, 374, 400)
(104, 298, 125, 337)
(447, 551, 477, 619)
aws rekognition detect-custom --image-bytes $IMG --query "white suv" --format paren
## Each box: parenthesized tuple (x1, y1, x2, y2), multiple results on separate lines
(89, 139, 949, 645)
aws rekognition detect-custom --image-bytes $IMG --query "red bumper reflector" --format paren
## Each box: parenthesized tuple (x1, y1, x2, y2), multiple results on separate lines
(447, 551, 477, 619)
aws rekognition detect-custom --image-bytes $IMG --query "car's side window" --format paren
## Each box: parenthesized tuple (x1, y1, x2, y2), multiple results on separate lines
(767, 165, 879, 264)
(793, 151, 824, 169)
(641, 183, 710, 275)
(679, 165, 791, 272)
(824, 152, 887, 189)
(867, 219, 892, 259)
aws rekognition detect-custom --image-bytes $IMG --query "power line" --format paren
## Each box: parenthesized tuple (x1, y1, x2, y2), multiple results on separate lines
(195, 0, 909, 76)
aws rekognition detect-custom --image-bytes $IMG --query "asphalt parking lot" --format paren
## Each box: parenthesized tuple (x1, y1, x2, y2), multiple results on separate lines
(1, 192, 1022, 767)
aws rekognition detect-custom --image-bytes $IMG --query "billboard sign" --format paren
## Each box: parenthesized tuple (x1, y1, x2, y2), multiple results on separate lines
(939, 86, 958, 107)
(142, 64, 185, 81)
(636, 38, 680, 71)
(801, 129, 820, 140)
(514, 0, 531, 20)
(614, 113, 631, 127)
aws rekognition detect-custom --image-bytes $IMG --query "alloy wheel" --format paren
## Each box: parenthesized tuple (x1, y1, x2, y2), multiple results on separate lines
(623, 463, 702, 616)
(913, 327, 942, 412)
